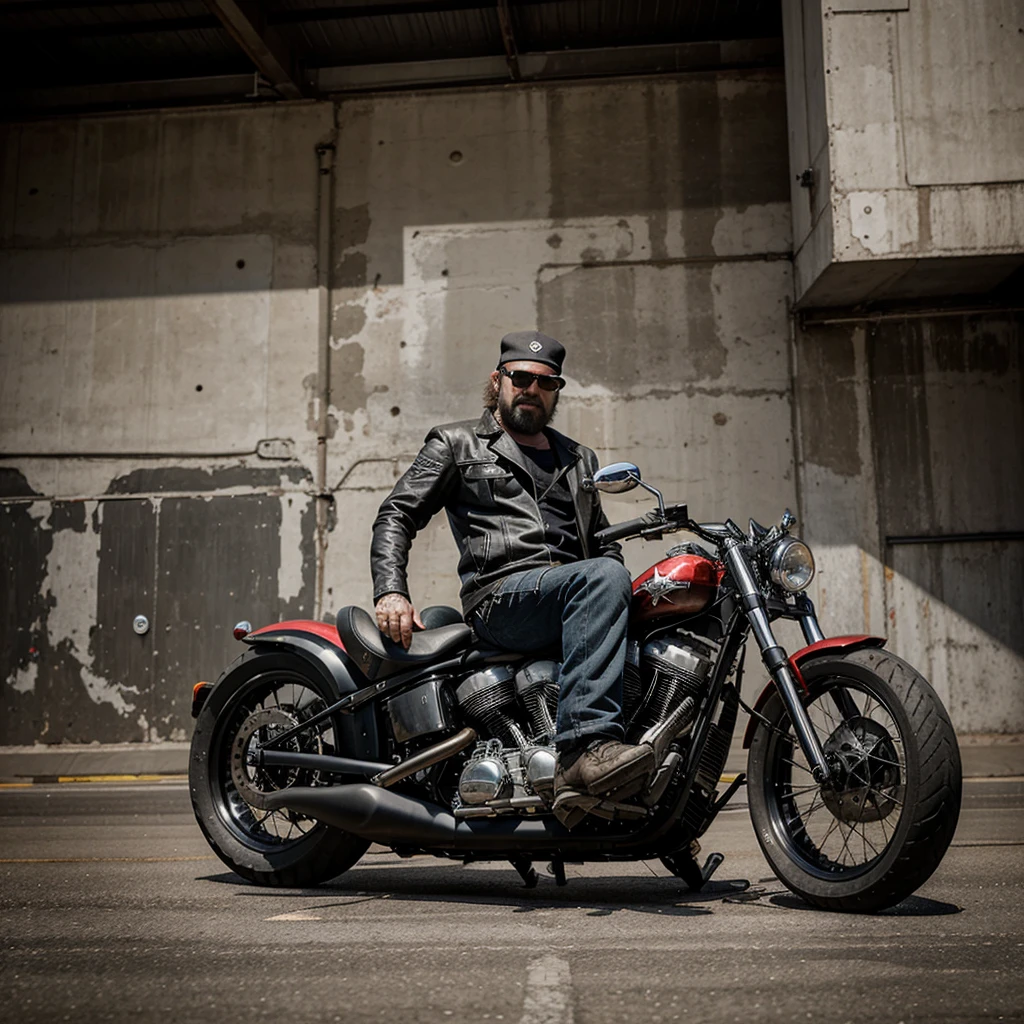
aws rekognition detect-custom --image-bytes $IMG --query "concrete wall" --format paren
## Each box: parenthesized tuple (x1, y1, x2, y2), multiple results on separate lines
(1, 72, 800, 744)
(783, 0, 1024, 305)
(2, 68, 1021, 746)
(1, 104, 335, 742)
(795, 311, 1024, 733)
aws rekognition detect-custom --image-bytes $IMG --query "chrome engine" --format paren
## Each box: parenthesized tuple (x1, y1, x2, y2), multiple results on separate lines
(626, 633, 715, 741)
(449, 635, 715, 819)
(453, 662, 559, 818)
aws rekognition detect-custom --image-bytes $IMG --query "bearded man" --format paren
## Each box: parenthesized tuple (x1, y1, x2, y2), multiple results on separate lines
(370, 331, 654, 824)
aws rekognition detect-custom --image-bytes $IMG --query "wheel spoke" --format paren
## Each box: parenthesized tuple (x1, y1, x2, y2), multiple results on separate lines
(761, 672, 917, 878)
(217, 674, 337, 850)
(780, 756, 813, 775)
(777, 782, 819, 797)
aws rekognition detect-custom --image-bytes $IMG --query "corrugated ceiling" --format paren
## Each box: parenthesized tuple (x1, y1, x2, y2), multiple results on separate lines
(0, 0, 783, 116)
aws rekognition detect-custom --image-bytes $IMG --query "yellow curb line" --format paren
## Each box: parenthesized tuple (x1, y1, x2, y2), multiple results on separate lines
(56, 773, 188, 784)
(0, 774, 188, 787)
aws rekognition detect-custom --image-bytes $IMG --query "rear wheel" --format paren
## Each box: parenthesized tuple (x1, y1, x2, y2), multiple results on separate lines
(747, 648, 961, 912)
(190, 650, 370, 887)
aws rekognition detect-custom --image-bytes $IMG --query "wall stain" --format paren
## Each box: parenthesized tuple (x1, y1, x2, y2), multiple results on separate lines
(335, 251, 368, 289)
(331, 340, 388, 415)
(335, 203, 371, 251)
(795, 323, 863, 478)
(538, 263, 727, 387)
(334, 302, 368, 340)
(50, 501, 87, 533)
(0, 469, 41, 499)
(107, 465, 311, 495)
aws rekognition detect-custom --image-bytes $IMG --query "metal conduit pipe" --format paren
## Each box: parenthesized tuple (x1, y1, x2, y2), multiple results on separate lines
(314, 134, 336, 621)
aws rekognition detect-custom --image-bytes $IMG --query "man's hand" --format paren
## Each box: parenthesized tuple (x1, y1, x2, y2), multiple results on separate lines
(374, 593, 424, 650)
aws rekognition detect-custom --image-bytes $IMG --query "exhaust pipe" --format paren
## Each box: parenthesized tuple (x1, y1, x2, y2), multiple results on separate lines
(262, 783, 574, 849)
(264, 784, 459, 844)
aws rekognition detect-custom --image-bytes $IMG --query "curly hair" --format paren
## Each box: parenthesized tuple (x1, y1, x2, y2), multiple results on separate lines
(482, 373, 499, 411)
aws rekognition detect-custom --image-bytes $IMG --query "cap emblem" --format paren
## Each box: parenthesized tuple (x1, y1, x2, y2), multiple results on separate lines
(529, 340, 543, 352)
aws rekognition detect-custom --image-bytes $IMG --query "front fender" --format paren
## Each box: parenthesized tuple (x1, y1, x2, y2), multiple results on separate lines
(741, 635, 887, 748)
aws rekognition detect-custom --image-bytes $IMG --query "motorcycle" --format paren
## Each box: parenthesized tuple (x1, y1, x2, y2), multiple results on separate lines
(189, 462, 962, 912)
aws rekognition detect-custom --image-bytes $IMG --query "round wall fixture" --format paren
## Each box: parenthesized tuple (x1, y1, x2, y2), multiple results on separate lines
(133, 615, 150, 636)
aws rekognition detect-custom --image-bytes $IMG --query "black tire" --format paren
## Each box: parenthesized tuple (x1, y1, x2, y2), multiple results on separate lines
(747, 648, 961, 912)
(190, 649, 370, 887)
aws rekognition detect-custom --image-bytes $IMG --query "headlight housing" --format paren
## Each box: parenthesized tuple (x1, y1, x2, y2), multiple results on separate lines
(769, 537, 815, 593)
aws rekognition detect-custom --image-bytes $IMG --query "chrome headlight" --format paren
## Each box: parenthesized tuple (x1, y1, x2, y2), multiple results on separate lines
(769, 537, 815, 593)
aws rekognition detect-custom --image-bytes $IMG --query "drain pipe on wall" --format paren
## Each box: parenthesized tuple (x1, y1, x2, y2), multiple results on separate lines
(314, 135, 336, 622)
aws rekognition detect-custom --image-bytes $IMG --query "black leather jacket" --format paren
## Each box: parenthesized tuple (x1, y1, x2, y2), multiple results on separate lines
(371, 409, 623, 617)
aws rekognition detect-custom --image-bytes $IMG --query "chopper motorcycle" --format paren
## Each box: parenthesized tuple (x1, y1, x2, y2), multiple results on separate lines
(189, 463, 962, 912)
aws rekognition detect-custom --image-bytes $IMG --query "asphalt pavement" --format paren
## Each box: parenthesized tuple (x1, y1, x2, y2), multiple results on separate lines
(1, 778, 1021, 1024)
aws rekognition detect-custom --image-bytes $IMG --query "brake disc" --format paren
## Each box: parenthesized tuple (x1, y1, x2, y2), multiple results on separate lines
(230, 707, 300, 811)
(820, 716, 901, 824)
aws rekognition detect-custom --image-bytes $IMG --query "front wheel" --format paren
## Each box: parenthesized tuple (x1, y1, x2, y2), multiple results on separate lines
(190, 650, 370, 887)
(747, 648, 961, 912)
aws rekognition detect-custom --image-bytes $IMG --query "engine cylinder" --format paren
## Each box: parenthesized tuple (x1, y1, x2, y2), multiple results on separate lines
(456, 666, 527, 748)
(514, 660, 560, 741)
(628, 637, 713, 736)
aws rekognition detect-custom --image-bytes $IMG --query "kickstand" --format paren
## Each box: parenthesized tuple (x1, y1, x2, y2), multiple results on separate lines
(510, 856, 538, 889)
(547, 856, 568, 887)
(667, 843, 725, 892)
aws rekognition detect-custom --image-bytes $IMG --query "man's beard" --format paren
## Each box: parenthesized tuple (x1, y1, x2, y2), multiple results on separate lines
(498, 389, 557, 434)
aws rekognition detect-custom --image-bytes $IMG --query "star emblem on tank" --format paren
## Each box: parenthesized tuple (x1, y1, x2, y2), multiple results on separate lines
(637, 565, 690, 605)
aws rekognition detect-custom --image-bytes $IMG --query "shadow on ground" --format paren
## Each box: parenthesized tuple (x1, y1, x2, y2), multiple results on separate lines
(197, 862, 752, 917)
(198, 862, 961, 918)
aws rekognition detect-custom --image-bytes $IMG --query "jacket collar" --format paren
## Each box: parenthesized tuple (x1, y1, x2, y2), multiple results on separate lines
(474, 409, 582, 472)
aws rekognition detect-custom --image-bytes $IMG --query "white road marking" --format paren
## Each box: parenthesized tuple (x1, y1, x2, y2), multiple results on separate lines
(520, 955, 573, 1024)
(266, 911, 323, 921)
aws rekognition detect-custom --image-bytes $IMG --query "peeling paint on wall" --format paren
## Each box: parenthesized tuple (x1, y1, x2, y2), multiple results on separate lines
(278, 493, 307, 606)
(45, 500, 136, 716)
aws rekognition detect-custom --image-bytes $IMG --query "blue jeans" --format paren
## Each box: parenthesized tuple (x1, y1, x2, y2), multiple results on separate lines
(472, 559, 633, 752)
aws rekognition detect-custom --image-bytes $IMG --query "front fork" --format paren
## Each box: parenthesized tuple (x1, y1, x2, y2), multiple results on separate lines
(724, 540, 832, 785)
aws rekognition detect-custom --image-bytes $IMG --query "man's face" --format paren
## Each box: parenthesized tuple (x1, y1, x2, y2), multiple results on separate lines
(495, 360, 560, 434)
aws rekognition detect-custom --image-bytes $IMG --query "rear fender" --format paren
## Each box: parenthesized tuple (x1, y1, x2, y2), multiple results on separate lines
(741, 635, 887, 748)
(200, 620, 381, 761)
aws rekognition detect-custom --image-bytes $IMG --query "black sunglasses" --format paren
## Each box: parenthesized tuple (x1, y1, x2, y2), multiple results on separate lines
(499, 366, 566, 392)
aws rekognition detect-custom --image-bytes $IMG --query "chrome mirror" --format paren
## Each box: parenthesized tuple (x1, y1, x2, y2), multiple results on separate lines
(592, 462, 642, 495)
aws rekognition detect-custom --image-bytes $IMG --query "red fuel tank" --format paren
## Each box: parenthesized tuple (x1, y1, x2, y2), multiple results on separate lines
(631, 554, 723, 623)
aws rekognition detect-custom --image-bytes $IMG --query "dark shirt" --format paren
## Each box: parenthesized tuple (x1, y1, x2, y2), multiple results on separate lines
(516, 441, 583, 565)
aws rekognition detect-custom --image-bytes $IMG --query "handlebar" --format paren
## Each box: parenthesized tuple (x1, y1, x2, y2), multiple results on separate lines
(594, 512, 664, 546)
(594, 504, 689, 547)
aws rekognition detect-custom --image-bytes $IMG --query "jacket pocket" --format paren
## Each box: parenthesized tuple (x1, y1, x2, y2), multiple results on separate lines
(465, 509, 492, 570)
(462, 461, 512, 482)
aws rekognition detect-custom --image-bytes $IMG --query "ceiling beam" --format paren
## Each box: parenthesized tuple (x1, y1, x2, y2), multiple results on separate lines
(495, 0, 522, 81)
(202, 0, 303, 100)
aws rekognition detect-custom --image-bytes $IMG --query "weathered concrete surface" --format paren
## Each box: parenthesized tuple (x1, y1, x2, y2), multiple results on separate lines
(796, 312, 1024, 734)
(783, 0, 1024, 305)
(1, 105, 332, 743)
(324, 74, 795, 613)
(2, 67, 1023, 747)
(0, 779, 1021, 1023)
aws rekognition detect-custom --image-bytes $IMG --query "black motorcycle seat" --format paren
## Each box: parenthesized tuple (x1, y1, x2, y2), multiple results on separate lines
(419, 605, 465, 629)
(336, 605, 473, 681)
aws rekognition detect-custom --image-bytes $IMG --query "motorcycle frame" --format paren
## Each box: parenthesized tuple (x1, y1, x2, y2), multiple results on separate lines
(212, 516, 887, 858)
(235, 602, 821, 854)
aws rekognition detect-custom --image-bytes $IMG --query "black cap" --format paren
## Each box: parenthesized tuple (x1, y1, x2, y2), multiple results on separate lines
(497, 331, 565, 374)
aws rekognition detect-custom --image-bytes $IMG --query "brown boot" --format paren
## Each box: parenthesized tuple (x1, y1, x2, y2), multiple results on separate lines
(554, 739, 655, 799)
